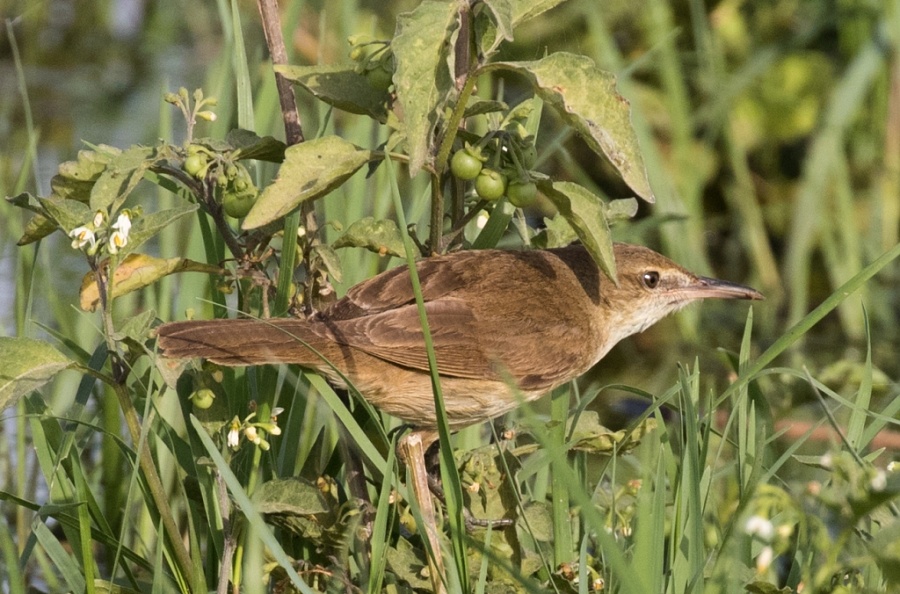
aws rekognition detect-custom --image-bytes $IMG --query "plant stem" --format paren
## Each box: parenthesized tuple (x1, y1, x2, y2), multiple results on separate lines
(428, 175, 444, 253)
(86, 259, 196, 590)
(255, 0, 318, 315)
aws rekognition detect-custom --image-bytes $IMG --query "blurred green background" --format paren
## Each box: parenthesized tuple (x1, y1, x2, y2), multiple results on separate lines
(1, 0, 898, 428)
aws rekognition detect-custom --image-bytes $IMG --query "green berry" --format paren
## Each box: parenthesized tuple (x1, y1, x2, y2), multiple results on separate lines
(450, 149, 483, 180)
(222, 188, 257, 218)
(189, 388, 216, 410)
(366, 64, 393, 91)
(507, 181, 538, 207)
(474, 169, 507, 201)
(184, 154, 206, 178)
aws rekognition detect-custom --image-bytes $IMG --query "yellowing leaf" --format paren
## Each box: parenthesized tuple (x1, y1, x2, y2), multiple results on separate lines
(80, 253, 222, 311)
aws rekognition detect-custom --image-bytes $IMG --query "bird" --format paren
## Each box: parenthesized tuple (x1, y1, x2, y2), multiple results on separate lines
(156, 243, 763, 434)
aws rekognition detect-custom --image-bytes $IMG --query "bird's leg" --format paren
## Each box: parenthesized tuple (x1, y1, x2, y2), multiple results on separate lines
(398, 430, 446, 594)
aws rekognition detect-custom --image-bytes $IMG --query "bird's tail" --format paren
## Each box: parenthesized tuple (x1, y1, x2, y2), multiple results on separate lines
(156, 318, 331, 367)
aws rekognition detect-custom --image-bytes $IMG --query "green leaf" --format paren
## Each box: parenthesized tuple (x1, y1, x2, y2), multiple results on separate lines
(0, 337, 71, 412)
(275, 64, 390, 123)
(122, 204, 199, 256)
(92, 579, 143, 594)
(311, 244, 343, 284)
(89, 146, 153, 212)
(385, 537, 432, 590)
(17, 213, 58, 246)
(607, 197, 639, 221)
(566, 410, 656, 454)
(40, 196, 93, 233)
(6, 191, 44, 214)
(870, 520, 900, 584)
(333, 216, 406, 258)
(744, 583, 793, 594)
(242, 136, 374, 230)
(113, 309, 157, 343)
(225, 129, 287, 162)
(50, 176, 96, 203)
(518, 501, 553, 542)
(253, 477, 331, 516)
(50, 146, 121, 202)
(475, 0, 513, 56)
(531, 214, 578, 249)
(489, 53, 654, 202)
(79, 253, 220, 311)
(509, 0, 572, 26)
(392, 0, 460, 175)
(536, 180, 616, 282)
(463, 99, 509, 118)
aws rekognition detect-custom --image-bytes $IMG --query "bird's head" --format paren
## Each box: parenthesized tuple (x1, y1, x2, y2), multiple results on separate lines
(602, 243, 764, 344)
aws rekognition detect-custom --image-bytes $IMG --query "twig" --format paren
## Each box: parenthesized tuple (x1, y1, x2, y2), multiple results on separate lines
(255, 0, 321, 314)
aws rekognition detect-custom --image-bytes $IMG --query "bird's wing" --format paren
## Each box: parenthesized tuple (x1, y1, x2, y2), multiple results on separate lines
(324, 251, 480, 319)
(317, 297, 500, 381)
(317, 247, 604, 390)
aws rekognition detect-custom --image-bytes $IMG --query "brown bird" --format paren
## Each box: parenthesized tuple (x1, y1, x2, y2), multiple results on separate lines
(157, 243, 762, 431)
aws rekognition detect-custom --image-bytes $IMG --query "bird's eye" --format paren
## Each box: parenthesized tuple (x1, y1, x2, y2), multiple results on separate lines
(642, 271, 660, 289)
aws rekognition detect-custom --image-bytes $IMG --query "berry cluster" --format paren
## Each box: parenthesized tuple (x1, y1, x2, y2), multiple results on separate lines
(449, 128, 539, 208)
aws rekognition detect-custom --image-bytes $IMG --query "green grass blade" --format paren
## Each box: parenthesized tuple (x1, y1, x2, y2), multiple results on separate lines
(549, 386, 573, 565)
(383, 155, 469, 588)
(845, 307, 873, 451)
(189, 414, 316, 594)
(717, 241, 900, 408)
(366, 433, 397, 594)
(32, 518, 86, 593)
(0, 519, 25, 594)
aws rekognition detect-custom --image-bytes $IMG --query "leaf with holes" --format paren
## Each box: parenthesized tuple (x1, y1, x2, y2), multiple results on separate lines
(242, 136, 374, 230)
(392, 1, 459, 175)
(488, 53, 654, 202)
(276, 65, 390, 123)
(333, 217, 406, 258)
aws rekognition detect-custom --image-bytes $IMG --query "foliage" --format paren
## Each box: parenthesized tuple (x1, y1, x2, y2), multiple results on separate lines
(1, 0, 899, 593)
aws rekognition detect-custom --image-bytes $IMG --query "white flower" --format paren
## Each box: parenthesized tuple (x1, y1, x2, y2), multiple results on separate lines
(870, 470, 887, 492)
(227, 418, 241, 449)
(109, 231, 128, 254)
(69, 226, 97, 251)
(112, 212, 132, 234)
(244, 426, 261, 445)
(108, 212, 132, 254)
(92, 210, 105, 227)
(755, 545, 774, 573)
(266, 407, 285, 436)
(745, 515, 774, 541)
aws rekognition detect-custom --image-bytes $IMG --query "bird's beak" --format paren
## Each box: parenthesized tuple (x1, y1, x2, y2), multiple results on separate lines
(681, 276, 765, 301)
